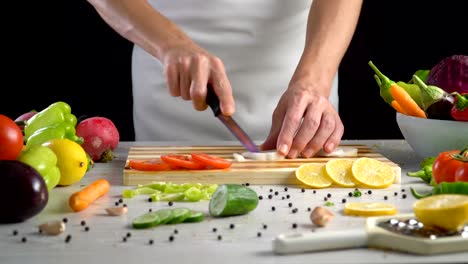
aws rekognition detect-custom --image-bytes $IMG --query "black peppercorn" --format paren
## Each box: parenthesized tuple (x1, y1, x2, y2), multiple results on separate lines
(65, 235, 72, 243)
(348, 192, 353, 197)
(284, 187, 288, 192)
(368, 190, 372, 195)
(271, 206, 276, 211)
(62, 218, 68, 223)
(384, 196, 388, 200)
(149, 208, 153, 212)
(269, 189, 273, 193)
(123, 237, 127, 242)
(288, 202, 293, 207)
(263, 224, 267, 229)
(148, 197, 152, 202)
(257, 232, 262, 237)
(268, 194, 273, 199)
(174, 229, 178, 234)
(85, 226, 90, 232)
(274, 191, 279, 196)
(301, 188, 305, 193)
(342, 199, 346, 203)
(246, 183, 250, 186)
(286, 194, 290, 199)
(169, 235, 174, 242)
(149, 239, 154, 245)
(115, 201, 119, 206)
(292, 223, 297, 229)
(217, 235, 222, 240)
(212, 227, 217, 232)
(313, 190, 316, 194)
(307, 207, 311, 212)
(21, 237, 27, 243)
(259, 195, 263, 200)
(292, 208, 298, 213)
(168, 201, 173, 206)
(402, 194, 407, 199)
(80, 220, 86, 226)
(12, 230, 18, 236)
(119, 198, 123, 203)
(229, 224, 235, 229)
(394, 192, 398, 196)
(123, 204, 127, 207)
(327, 193, 331, 198)
(126, 232, 132, 238)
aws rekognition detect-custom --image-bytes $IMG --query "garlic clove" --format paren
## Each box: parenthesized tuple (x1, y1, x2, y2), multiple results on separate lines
(105, 206, 128, 216)
(38, 220, 66, 236)
(310, 206, 334, 227)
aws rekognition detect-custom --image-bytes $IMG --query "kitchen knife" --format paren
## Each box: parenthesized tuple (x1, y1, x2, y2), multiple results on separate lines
(206, 84, 260, 152)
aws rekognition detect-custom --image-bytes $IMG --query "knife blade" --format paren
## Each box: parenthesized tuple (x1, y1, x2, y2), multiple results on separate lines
(206, 84, 260, 152)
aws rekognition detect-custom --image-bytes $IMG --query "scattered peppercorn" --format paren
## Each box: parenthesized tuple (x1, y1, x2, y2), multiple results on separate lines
(384, 196, 388, 200)
(307, 207, 311, 212)
(263, 224, 268, 229)
(122, 237, 127, 242)
(286, 194, 290, 199)
(367, 190, 372, 195)
(292, 208, 298, 214)
(217, 235, 222, 241)
(284, 187, 288, 192)
(327, 193, 331, 198)
(274, 191, 279, 196)
(126, 232, 132, 238)
(288, 202, 293, 207)
(118, 198, 123, 203)
(169, 235, 174, 242)
(62, 218, 68, 223)
(348, 192, 353, 197)
(271, 206, 276, 211)
(114, 201, 119, 206)
(313, 190, 316, 194)
(281, 197, 285, 200)
(324, 197, 328, 201)
(80, 220, 86, 226)
(84, 226, 90, 232)
(21, 237, 27, 243)
(292, 223, 297, 229)
(229, 224, 235, 229)
(148, 197, 152, 202)
(12, 230, 18, 236)
(65, 235, 72, 243)
(401, 189, 405, 192)
(257, 232, 262, 237)
(212, 228, 217, 232)
(394, 192, 398, 196)
(123, 204, 127, 207)
(174, 229, 178, 234)
(301, 188, 305, 193)
(342, 198, 347, 203)
(402, 194, 407, 199)
(268, 194, 273, 199)
(245, 183, 250, 186)
(269, 189, 273, 193)
(258, 195, 263, 200)
(149, 239, 154, 245)
(149, 208, 153, 212)
(168, 201, 173, 206)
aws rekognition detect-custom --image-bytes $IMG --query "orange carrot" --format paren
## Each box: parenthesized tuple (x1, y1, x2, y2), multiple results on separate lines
(391, 100, 408, 115)
(69, 179, 110, 212)
(390, 83, 427, 118)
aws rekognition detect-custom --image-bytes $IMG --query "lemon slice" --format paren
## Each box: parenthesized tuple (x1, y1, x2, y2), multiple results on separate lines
(351, 157, 395, 188)
(413, 194, 468, 231)
(295, 163, 332, 188)
(344, 202, 398, 217)
(325, 159, 356, 187)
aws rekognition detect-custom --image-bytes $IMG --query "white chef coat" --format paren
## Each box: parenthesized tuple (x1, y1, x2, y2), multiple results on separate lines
(132, 0, 339, 141)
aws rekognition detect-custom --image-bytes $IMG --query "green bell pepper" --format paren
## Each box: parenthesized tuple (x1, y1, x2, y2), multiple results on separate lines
(18, 145, 61, 191)
(25, 122, 83, 149)
(24, 101, 77, 140)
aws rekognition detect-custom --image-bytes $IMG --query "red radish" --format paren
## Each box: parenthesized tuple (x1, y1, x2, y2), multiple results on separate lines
(76, 117, 120, 162)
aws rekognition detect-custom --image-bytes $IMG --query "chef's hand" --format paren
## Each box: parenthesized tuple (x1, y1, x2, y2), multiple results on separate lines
(162, 43, 235, 116)
(261, 78, 344, 158)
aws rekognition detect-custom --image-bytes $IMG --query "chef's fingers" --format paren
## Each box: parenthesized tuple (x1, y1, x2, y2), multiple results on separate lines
(164, 63, 180, 97)
(291, 105, 322, 158)
(302, 110, 343, 158)
(276, 96, 309, 158)
(178, 57, 192, 100)
(190, 55, 209, 111)
(210, 57, 235, 116)
(260, 102, 287, 151)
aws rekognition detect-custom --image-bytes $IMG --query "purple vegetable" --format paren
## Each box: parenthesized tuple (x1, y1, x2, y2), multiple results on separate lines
(426, 55, 468, 94)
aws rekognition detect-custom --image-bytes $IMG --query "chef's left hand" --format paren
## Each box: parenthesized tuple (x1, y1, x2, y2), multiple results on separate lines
(260, 78, 344, 158)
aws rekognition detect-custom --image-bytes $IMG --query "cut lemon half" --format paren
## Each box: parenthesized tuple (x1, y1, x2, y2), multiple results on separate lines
(413, 194, 468, 231)
(325, 159, 356, 187)
(351, 157, 395, 188)
(295, 163, 332, 188)
(344, 202, 397, 217)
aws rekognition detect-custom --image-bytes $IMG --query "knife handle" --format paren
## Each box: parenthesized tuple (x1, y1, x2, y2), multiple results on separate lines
(206, 84, 221, 117)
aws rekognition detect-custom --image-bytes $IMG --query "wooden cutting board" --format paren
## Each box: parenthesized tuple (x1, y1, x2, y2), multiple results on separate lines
(123, 145, 401, 186)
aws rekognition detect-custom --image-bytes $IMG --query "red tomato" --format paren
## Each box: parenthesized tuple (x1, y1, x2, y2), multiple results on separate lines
(160, 154, 206, 170)
(128, 159, 176, 171)
(191, 153, 232, 169)
(432, 148, 468, 184)
(0, 114, 24, 160)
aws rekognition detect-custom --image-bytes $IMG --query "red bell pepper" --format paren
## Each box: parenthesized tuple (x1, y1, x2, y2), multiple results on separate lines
(432, 147, 468, 184)
(451, 92, 468, 121)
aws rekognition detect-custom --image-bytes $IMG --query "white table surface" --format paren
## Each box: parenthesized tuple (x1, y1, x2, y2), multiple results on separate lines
(1, 140, 467, 264)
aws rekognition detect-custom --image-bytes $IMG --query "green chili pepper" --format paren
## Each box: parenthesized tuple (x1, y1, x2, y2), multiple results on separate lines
(408, 69, 430, 84)
(368, 61, 423, 107)
(407, 165, 433, 184)
(410, 182, 468, 199)
(24, 102, 76, 140)
(25, 122, 83, 149)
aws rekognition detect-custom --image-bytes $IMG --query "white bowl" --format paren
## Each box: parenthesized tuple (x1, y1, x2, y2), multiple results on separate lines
(396, 113, 468, 158)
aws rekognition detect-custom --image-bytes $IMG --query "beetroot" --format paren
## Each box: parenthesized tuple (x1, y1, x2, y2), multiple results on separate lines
(15, 110, 37, 131)
(76, 117, 120, 162)
(426, 54, 468, 94)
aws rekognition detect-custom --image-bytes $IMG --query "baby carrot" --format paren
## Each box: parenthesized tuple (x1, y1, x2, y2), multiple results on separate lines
(69, 179, 110, 212)
(391, 100, 408, 115)
(390, 83, 426, 118)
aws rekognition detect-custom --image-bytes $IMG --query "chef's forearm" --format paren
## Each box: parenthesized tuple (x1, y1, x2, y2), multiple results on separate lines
(293, 0, 363, 96)
(87, 0, 193, 60)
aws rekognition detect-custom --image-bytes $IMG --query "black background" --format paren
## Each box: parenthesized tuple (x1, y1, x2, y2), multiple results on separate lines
(2, 0, 467, 141)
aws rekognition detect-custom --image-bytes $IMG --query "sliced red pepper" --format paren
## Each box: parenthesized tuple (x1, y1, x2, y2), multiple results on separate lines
(128, 159, 176, 171)
(160, 154, 206, 170)
(191, 153, 232, 169)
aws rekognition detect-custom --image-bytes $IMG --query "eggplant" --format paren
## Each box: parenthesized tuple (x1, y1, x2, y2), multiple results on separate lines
(0, 160, 48, 223)
(412, 75, 455, 120)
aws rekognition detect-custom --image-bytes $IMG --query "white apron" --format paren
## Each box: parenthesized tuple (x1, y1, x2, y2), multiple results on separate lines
(132, 0, 339, 141)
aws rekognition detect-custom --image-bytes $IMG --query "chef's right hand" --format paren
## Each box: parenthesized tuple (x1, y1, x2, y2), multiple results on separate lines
(162, 43, 235, 116)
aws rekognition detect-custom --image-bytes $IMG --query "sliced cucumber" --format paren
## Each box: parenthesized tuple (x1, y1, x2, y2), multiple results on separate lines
(209, 184, 259, 217)
(167, 208, 191, 224)
(132, 212, 161, 229)
(154, 208, 174, 224)
(183, 210, 205, 223)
